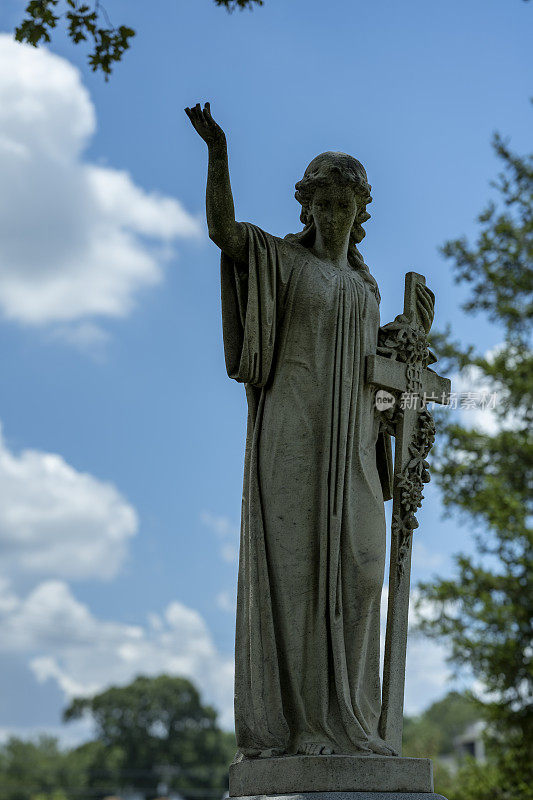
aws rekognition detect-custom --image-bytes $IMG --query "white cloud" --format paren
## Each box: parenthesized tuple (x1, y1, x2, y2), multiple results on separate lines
(0, 579, 235, 729)
(452, 344, 522, 435)
(412, 539, 445, 571)
(452, 366, 501, 435)
(0, 36, 201, 330)
(220, 543, 239, 563)
(0, 426, 235, 731)
(47, 321, 111, 356)
(0, 424, 137, 582)
(216, 589, 236, 614)
(201, 511, 239, 564)
(200, 511, 239, 539)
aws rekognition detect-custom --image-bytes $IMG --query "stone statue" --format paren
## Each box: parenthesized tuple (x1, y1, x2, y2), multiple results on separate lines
(186, 103, 450, 798)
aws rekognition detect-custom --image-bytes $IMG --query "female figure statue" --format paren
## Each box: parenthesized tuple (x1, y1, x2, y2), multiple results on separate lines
(185, 103, 434, 760)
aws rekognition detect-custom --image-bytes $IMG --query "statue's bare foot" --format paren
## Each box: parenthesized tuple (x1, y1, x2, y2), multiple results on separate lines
(238, 747, 285, 759)
(298, 742, 334, 755)
(367, 736, 398, 756)
(258, 747, 285, 758)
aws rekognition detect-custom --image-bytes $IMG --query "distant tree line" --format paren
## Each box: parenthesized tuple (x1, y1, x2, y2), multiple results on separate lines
(0, 675, 235, 800)
(1, 680, 486, 800)
(403, 691, 482, 797)
(1, 683, 499, 800)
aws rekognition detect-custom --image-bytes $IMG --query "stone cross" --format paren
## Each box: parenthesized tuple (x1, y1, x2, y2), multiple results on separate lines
(366, 271, 451, 756)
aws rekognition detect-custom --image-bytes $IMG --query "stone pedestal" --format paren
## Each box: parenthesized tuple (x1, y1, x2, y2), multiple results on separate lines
(229, 754, 447, 798)
(231, 795, 447, 800)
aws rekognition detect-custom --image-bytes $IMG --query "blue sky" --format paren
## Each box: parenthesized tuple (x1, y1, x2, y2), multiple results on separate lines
(0, 0, 530, 742)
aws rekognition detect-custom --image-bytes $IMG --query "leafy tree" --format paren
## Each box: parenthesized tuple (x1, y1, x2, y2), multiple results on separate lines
(403, 690, 480, 758)
(0, 676, 234, 800)
(0, 736, 80, 800)
(0, 735, 126, 800)
(402, 713, 442, 758)
(448, 756, 531, 800)
(421, 691, 482, 754)
(215, 0, 263, 8)
(64, 739, 125, 796)
(15, 0, 262, 78)
(403, 691, 480, 798)
(64, 674, 236, 800)
(15, 1, 135, 79)
(416, 133, 533, 793)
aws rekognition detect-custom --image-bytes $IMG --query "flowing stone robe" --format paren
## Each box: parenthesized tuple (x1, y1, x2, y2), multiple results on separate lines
(221, 224, 393, 756)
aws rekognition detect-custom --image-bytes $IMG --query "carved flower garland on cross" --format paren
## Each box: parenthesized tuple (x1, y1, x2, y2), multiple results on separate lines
(378, 314, 432, 367)
(377, 315, 437, 577)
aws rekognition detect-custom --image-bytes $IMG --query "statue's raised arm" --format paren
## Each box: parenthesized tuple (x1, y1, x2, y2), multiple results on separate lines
(185, 102, 247, 263)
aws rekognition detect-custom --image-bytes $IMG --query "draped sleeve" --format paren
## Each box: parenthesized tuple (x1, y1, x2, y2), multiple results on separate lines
(220, 223, 295, 388)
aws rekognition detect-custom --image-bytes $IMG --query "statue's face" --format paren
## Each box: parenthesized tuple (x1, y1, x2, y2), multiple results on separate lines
(309, 174, 358, 237)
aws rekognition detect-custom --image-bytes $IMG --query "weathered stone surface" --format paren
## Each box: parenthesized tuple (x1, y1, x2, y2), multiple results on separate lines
(186, 103, 449, 761)
(229, 755, 434, 796)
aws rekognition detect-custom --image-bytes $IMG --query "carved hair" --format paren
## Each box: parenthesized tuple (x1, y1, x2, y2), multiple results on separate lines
(286, 152, 380, 300)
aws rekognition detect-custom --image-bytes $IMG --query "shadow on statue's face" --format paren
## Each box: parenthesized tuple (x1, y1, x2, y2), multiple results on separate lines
(309, 175, 358, 240)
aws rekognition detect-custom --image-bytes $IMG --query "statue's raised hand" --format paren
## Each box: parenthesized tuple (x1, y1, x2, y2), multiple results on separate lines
(185, 102, 226, 149)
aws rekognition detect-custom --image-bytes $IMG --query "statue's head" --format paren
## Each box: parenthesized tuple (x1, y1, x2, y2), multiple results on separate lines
(287, 152, 378, 298)
(295, 152, 372, 245)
